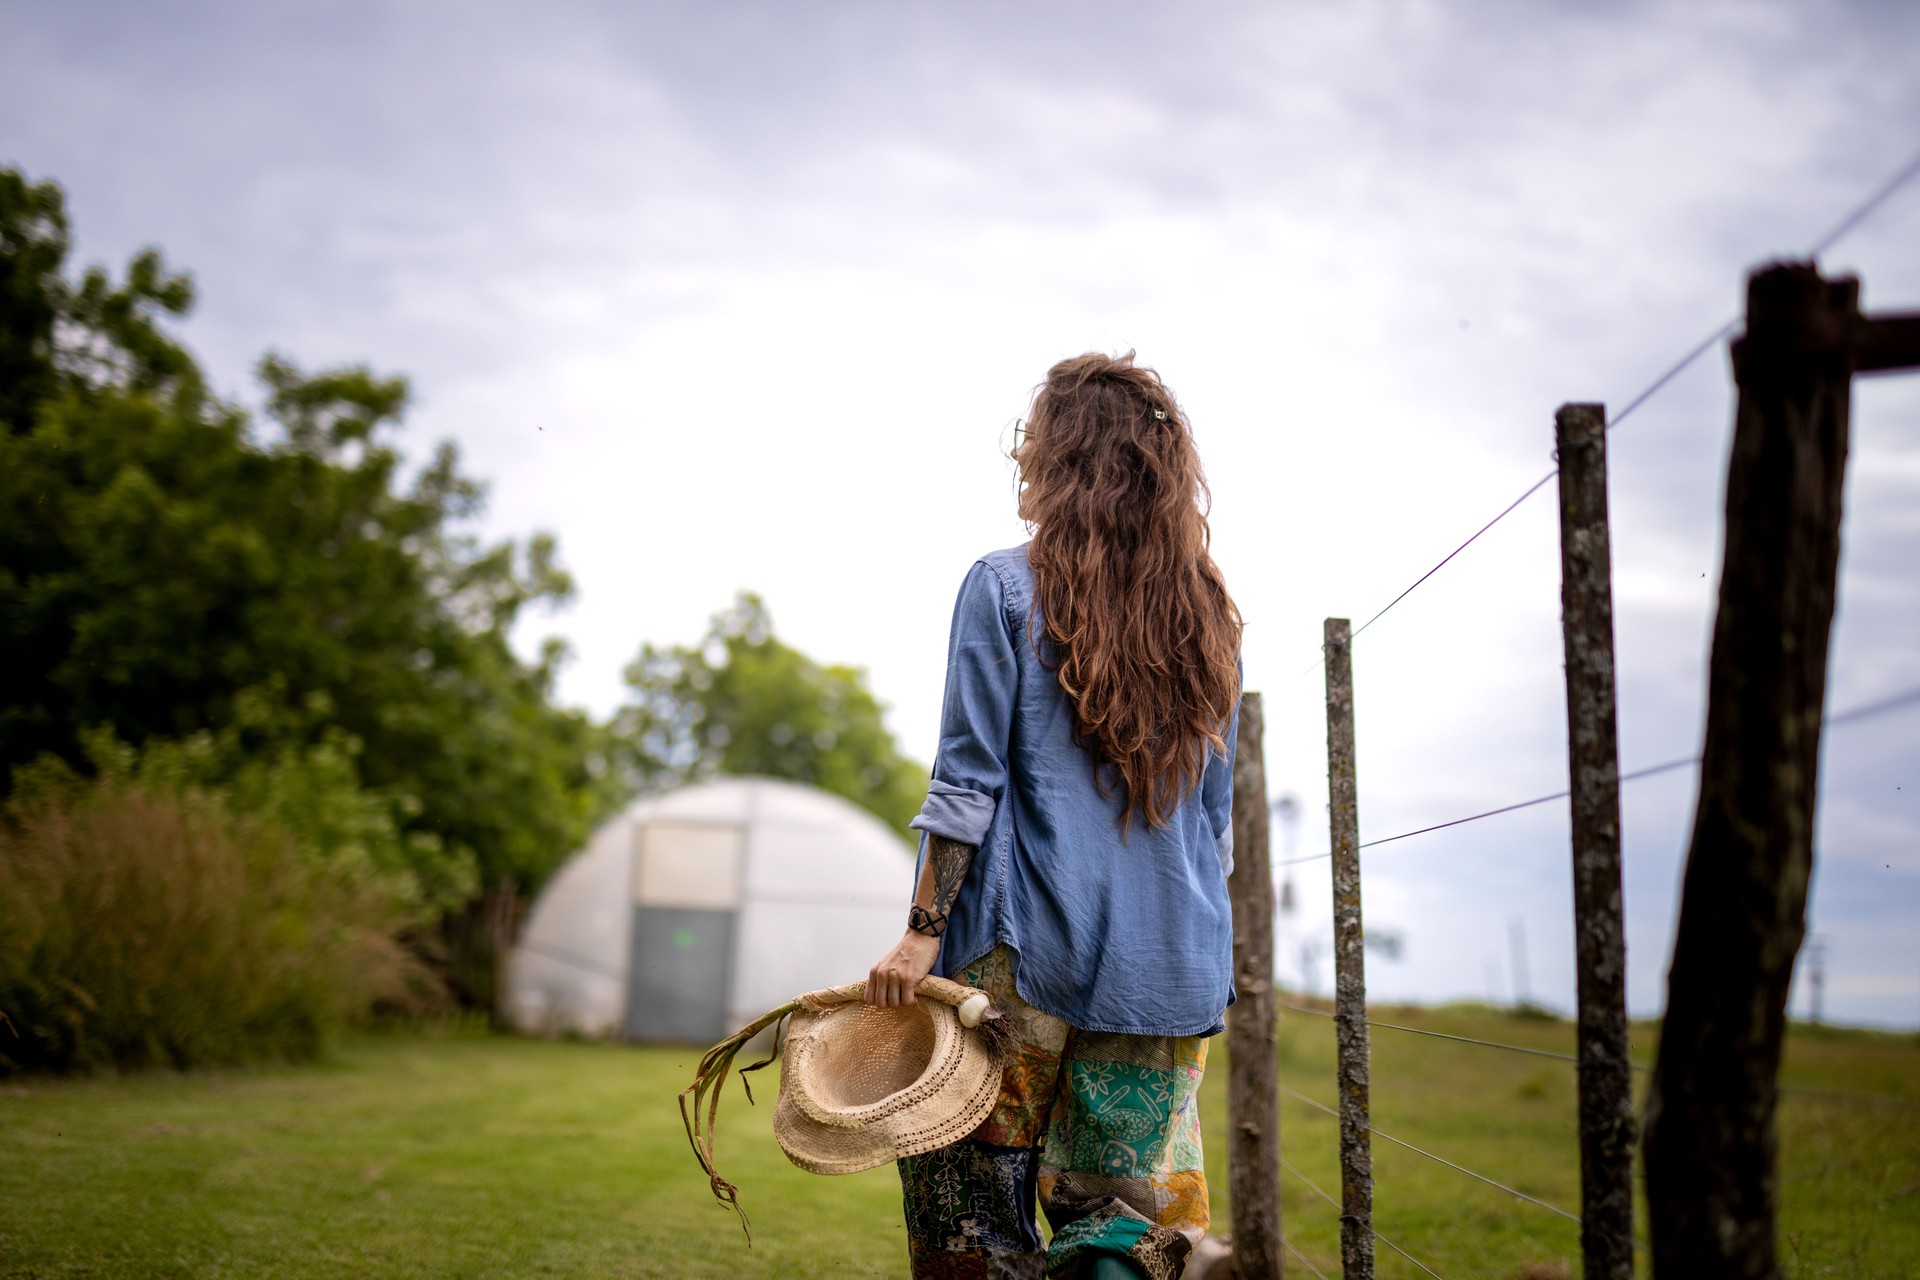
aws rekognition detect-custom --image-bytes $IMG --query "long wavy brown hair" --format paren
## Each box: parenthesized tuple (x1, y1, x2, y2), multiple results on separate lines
(1015, 352, 1242, 830)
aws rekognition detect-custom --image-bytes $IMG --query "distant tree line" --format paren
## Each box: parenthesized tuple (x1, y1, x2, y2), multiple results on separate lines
(0, 169, 924, 1072)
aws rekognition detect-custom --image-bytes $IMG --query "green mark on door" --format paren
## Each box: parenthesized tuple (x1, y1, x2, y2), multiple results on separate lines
(672, 927, 697, 950)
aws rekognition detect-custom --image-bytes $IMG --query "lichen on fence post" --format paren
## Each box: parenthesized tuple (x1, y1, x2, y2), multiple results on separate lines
(1553, 401, 1636, 1280)
(1227, 691, 1283, 1279)
(1323, 618, 1374, 1280)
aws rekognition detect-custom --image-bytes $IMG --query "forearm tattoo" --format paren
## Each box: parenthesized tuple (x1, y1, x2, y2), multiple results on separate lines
(927, 834, 976, 918)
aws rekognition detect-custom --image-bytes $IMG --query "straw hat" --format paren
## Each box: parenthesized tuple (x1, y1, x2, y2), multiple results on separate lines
(681, 976, 1007, 1236)
(774, 982, 1005, 1175)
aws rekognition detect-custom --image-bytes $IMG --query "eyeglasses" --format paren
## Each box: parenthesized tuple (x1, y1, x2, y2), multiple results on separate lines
(1006, 418, 1036, 458)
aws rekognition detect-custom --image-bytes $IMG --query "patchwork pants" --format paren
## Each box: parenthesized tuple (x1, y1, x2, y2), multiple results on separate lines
(898, 946, 1210, 1280)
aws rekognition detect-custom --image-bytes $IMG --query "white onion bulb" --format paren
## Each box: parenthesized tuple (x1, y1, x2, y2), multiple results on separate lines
(956, 992, 991, 1027)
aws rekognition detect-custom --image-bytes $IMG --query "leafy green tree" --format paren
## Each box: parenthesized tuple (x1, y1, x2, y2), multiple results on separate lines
(0, 173, 66, 431)
(615, 594, 927, 839)
(0, 169, 622, 1006)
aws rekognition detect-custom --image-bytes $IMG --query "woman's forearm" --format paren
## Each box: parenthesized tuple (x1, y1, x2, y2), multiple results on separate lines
(868, 834, 975, 1006)
(911, 833, 976, 930)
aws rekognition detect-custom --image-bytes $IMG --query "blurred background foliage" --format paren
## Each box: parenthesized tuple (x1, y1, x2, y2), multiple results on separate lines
(615, 592, 928, 834)
(0, 742, 438, 1073)
(0, 169, 924, 1072)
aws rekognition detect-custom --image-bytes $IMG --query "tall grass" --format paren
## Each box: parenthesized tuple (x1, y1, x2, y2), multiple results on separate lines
(0, 775, 434, 1073)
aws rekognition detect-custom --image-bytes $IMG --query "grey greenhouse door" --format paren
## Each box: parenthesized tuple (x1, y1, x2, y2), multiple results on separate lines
(625, 821, 745, 1043)
(626, 906, 735, 1042)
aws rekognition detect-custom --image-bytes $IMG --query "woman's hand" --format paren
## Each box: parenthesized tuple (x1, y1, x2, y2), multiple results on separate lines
(865, 930, 942, 1007)
(869, 835, 973, 1007)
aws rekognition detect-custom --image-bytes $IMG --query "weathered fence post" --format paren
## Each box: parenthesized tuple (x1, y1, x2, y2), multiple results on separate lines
(1324, 618, 1374, 1280)
(1643, 262, 1920, 1277)
(1553, 402, 1635, 1280)
(1228, 691, 1282, 1279)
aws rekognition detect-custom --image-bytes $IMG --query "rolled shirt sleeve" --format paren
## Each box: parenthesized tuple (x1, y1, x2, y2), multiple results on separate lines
(1202, 694, 1240, 878)
(909, 561, 1018, 848)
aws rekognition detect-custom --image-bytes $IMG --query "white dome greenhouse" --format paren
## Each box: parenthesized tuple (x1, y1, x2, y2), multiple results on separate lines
(502, 776, 917, 1043)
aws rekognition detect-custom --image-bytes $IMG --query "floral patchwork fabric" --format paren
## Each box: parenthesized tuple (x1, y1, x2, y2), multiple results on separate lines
(900, 947, 1211, 1279)
(901, 1141, 1045, 1259)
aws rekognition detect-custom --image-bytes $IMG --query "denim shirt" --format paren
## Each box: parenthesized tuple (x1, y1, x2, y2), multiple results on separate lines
(908, 545, 1238, 1037)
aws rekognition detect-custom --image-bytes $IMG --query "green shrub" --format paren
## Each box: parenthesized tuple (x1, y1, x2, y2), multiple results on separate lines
(35, 699, 482, 921)
(0, 772, 436, 1074)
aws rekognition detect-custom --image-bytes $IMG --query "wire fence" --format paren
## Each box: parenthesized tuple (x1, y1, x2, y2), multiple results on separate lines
(1276, 680, 1920, 870)
(1260, 144, 1920, 1277)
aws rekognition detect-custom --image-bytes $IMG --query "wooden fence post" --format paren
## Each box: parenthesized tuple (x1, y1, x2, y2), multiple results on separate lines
(1643, 268, 1920, 1275)
(1324, 618, 1374, 1280)
(1643, 263, 1857, 1278)
(1228, 691, 1282, 1279)
(1553, 402, 1635, 1280)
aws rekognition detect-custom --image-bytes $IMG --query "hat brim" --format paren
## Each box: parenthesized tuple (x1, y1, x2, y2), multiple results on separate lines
(773, 1000, 1003, 1176)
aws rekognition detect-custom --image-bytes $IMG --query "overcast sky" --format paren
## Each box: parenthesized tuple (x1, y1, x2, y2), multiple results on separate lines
(6, 0, 1918, 1025)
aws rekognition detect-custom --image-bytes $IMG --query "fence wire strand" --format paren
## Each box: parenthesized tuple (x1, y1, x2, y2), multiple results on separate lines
(1276, 999, 1582, 1064)
(1291, 144, 1920, 664)
(1281, 1085, 1582, 1226)
(1277, 680, 1920, 868)
(1607, 317, 1740, 428)
(1810, 145, 1920, 256)
(1280, 998, 1920, 1111)
(1280, 1156, 1447, 1280)
(1345, 470, 1560, 646)
(1281, 1233, 1333, 1280)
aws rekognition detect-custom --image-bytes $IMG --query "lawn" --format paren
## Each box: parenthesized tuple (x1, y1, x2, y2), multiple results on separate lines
(1, 1008, 1914, 1279)
(1262, 1005, 1920, 1278)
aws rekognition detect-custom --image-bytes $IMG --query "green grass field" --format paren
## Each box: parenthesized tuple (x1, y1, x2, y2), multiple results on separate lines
(2, 1007, 1915, 1279)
